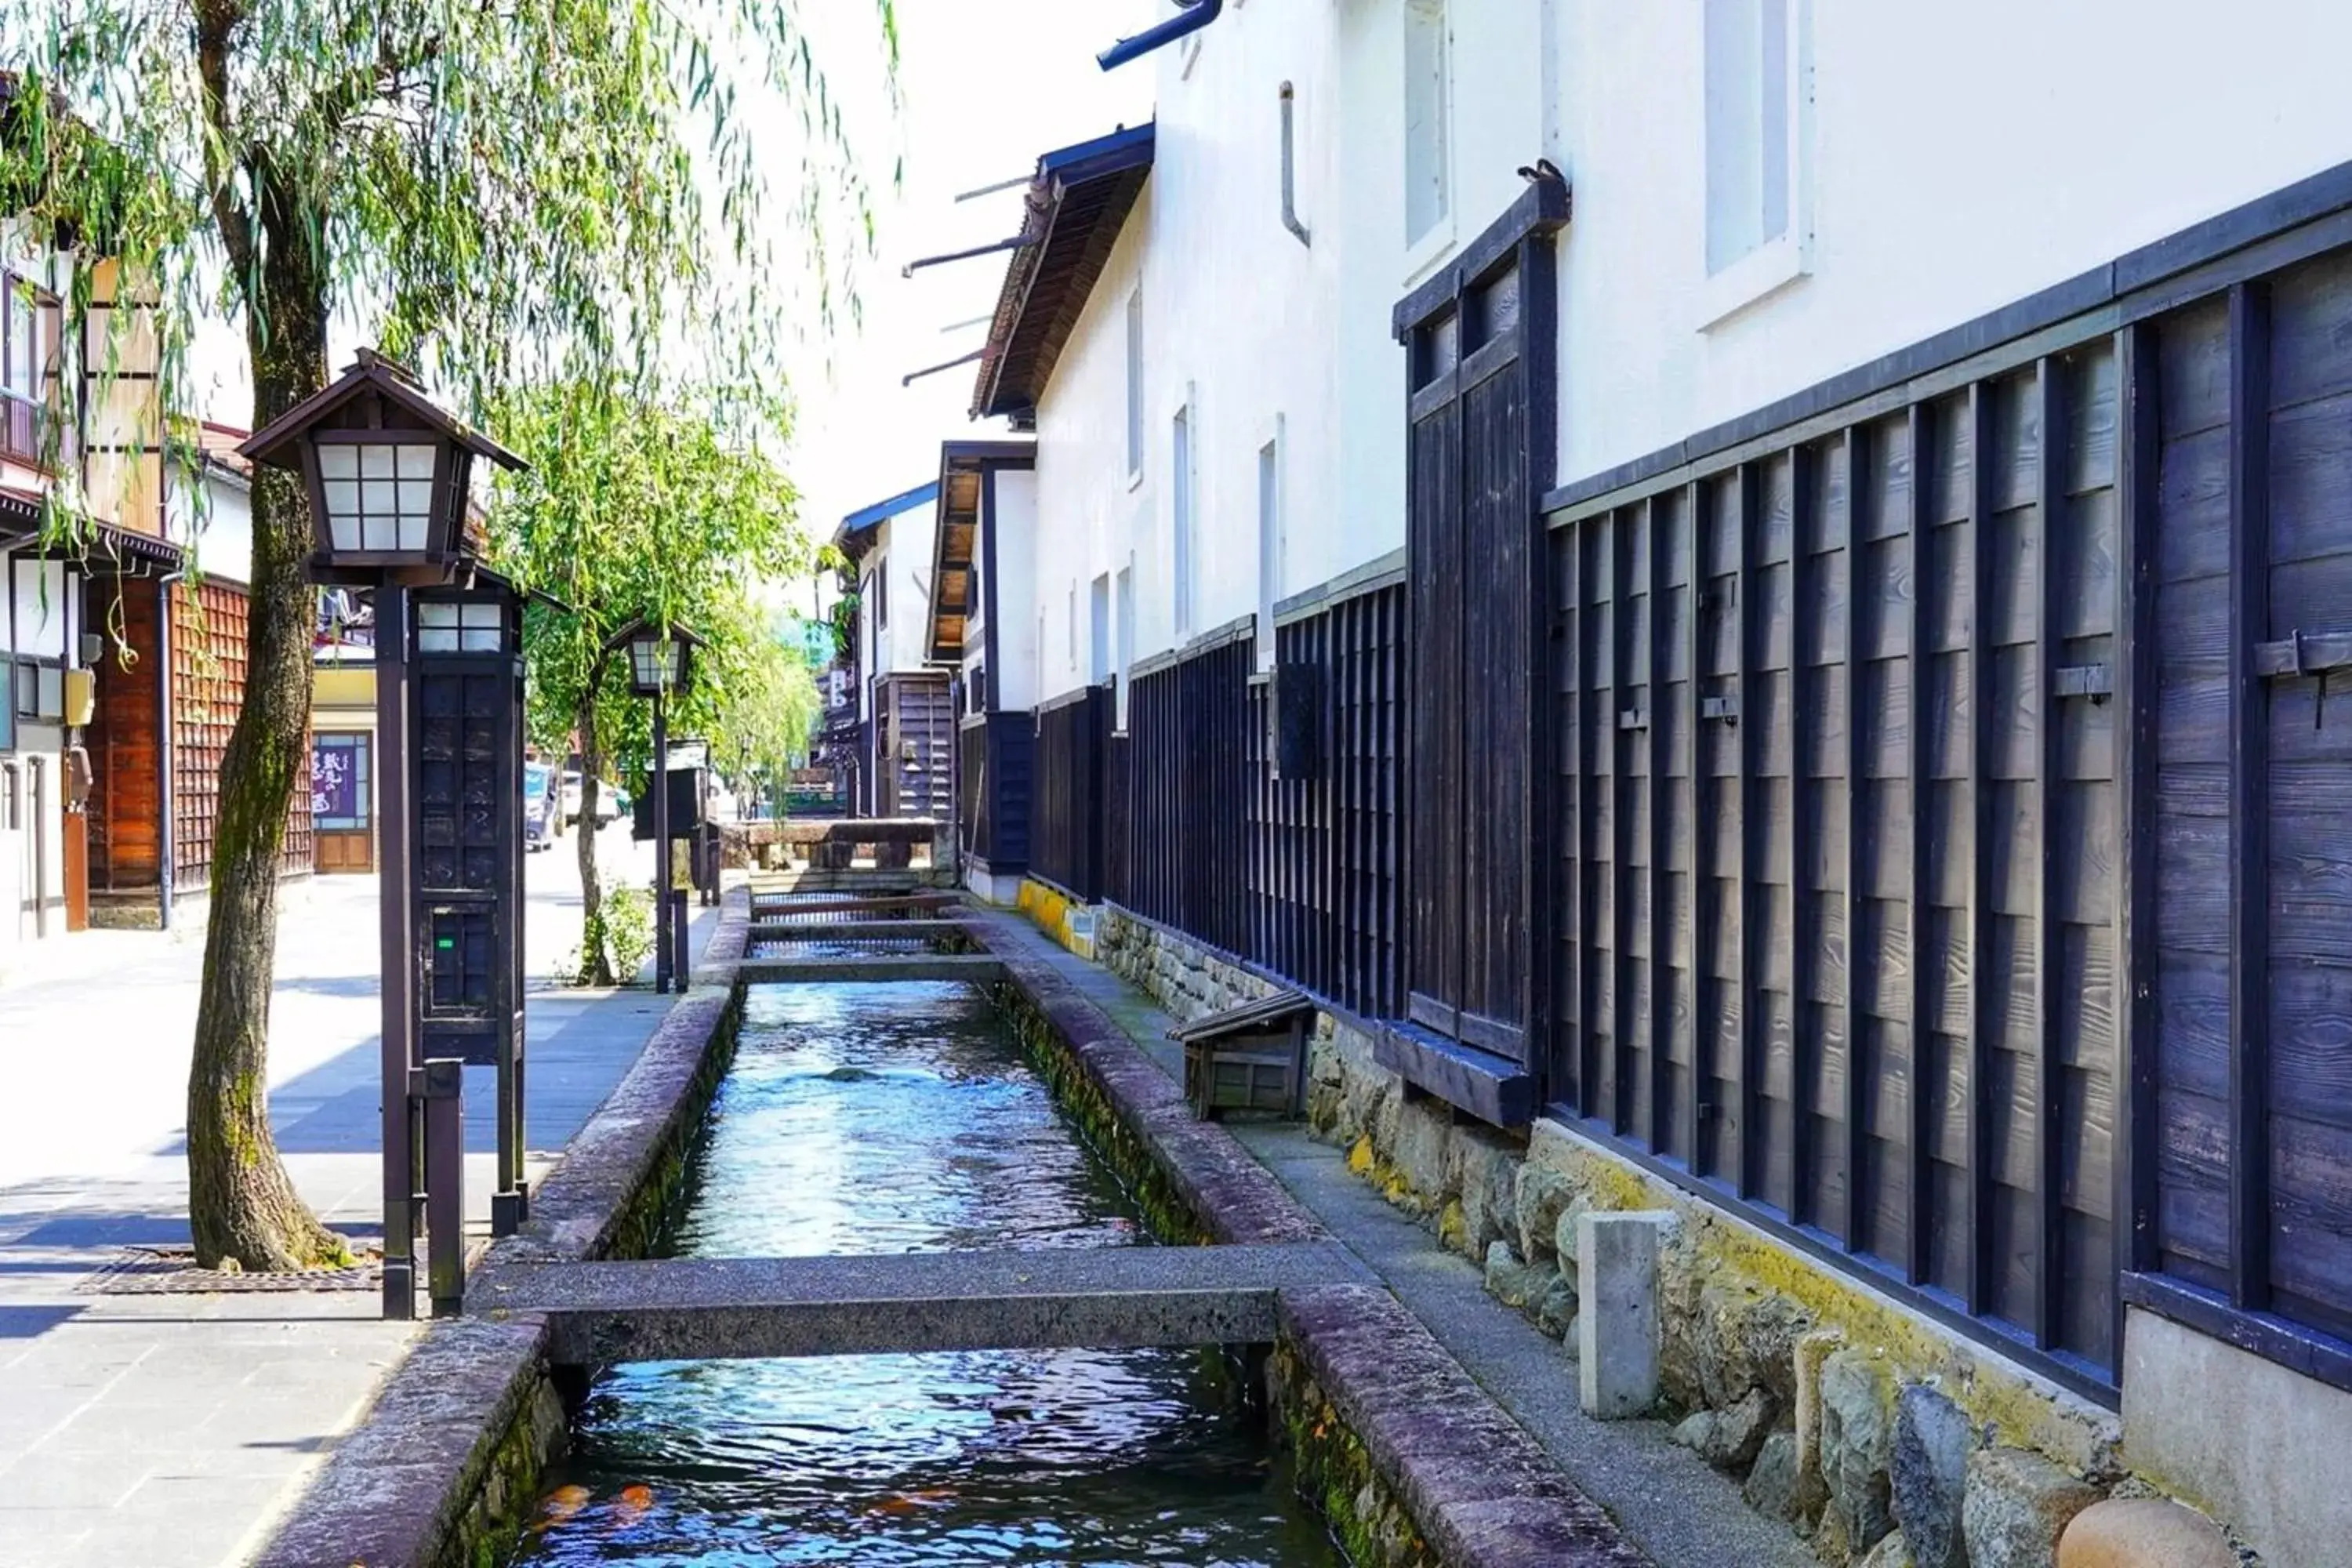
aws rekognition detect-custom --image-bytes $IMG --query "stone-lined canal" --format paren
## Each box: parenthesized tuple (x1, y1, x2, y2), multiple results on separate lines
(515, 981, 1345, 1565)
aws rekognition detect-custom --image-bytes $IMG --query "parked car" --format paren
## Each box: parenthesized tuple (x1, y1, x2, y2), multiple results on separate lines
(559, 770, 583, 829)
(523, 763, 560, 851)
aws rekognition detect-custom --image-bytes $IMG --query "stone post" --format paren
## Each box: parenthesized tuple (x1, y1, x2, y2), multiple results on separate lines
(1577, 1210, 1668, 1417)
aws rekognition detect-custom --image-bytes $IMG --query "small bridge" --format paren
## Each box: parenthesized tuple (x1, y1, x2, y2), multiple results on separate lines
(472, 1243, 1370, 1364)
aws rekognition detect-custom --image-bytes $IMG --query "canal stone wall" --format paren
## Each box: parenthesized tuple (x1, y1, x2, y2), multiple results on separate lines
(1075, 897, 2255, 1568)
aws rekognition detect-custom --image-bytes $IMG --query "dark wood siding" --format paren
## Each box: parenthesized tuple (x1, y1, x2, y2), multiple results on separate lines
(1120, 626, 1254, 956)
(85, 575, 163, 894)
(1396, 182, 1564, 1070)
(1552, 343, 2129, 1383)
(878, 672, 955, 819)
(1029, 684, 1110, 902)
(1245, 583, 1406, 1021)
(958, 710, 1031, 873)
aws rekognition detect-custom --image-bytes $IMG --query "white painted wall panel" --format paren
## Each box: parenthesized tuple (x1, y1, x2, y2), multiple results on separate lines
(1553, 0, 2352, 485)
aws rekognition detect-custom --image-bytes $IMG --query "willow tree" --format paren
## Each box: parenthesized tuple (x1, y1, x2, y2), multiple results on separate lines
(489, 379, 811, 985)
(0, 1, 892, 1269)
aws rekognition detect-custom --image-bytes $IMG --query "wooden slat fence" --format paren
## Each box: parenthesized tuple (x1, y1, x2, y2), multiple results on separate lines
(1029, 684, 1111, 902)
(1044, 212, 2352, 1399)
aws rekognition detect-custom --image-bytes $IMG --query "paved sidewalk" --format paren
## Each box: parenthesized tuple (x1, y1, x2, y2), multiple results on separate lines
(0, 827, 719, 1568)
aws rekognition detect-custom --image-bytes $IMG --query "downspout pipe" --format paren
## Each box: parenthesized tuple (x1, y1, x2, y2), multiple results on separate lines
(155, 565, 183, 930)
(1098, 0, 1221, 71)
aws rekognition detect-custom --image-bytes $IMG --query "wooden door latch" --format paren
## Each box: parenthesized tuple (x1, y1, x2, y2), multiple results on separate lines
(2253, 630, 2352, 728)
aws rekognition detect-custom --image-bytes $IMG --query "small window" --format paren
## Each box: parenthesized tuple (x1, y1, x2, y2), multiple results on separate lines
(1125, 290, 1145, 483)
(416, 600, 506, 654)
(0, 663, 13, 750)
(1090, 575, 1112, 685)
(877, 563, 888, 630)
(1172, 405, 1196, 639)
(1115, 564, 1135, 724)
(1066, 583, 1078, 673)
(318, 441, 439, 554)
(1704, 0, 1796, 275)
(2, 276, 38, 398)
(1257, 434, 1282, 670)
(1403, 0, 1451, 249)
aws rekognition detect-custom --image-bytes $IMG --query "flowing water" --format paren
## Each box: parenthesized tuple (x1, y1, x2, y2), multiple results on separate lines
(516, 981, 1345, 1566)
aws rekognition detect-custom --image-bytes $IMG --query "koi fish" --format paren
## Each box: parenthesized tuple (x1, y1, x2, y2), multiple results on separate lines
(872, 1487, 959, 1515)
(529, 1484, 592, 1534)
(609, 1483, 655, 1524)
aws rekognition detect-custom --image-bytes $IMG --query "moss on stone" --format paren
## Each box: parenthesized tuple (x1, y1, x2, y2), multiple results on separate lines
(1270, 1337, 1434, 1568)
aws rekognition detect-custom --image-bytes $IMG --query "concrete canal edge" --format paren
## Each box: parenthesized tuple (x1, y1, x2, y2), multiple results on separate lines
(257, 892, 1654, 1568)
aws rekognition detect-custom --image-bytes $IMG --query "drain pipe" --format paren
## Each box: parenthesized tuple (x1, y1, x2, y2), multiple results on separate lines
(1098, 0, 1221, 71)
(1279, 83, 1311, 248)
(155, 565, 183, 931)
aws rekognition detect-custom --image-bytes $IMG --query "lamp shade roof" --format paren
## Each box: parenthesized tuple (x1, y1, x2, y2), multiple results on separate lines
(238, 350, 525, 476)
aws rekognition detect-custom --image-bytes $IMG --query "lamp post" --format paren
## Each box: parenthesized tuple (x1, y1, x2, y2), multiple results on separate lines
(241, 350, 526, 1320)
(609, 618, 703, 993)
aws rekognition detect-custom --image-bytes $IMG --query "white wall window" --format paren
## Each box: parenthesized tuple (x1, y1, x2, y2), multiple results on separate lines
(1115, 563, 1135, 723)
(1171, 403, 1196, 640)
(1403, 0, 1452, 251)
(2, 277, 41, 398)
(1702, 0, 1809, 319)
(1066, 583, 1078, 674)
(1090, 574, 1111, 684)
(1256, 432, 1282, 670)
(1125, 290, 1145, 485)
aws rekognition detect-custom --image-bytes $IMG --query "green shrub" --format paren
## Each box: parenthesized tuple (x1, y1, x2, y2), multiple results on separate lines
(602, 884, 657, 982)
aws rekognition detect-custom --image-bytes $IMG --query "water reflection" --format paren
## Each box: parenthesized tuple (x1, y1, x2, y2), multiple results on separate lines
(517, 982, 1341, 1567)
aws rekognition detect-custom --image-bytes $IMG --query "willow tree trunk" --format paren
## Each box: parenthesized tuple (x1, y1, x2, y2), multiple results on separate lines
(574, 693, 615, 986)
(185, 198, 346, 1271)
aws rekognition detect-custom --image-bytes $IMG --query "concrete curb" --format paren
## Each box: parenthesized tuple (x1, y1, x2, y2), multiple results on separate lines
(1281, 1285, 1653, 1567)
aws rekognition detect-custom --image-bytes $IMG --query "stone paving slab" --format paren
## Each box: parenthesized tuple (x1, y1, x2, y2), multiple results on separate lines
(474, 1241, 1372, 1362)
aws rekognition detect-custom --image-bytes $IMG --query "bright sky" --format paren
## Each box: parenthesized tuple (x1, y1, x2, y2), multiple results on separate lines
(784, 0, 1153, 555)
(191, 0, 1155, 604)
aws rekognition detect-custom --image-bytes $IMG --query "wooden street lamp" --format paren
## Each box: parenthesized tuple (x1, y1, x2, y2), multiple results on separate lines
(606, 618, 705, 993)
(242, 351, 527, 1320)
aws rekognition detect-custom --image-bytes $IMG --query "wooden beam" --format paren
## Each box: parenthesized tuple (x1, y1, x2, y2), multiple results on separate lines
(1965, 379, 1994, 1319)
(2226, 281, 2272, 1313)
(1650, 487, 1675, 1158)
(1839, 426, 1868, 1252)
(1736, 463, 1760, 1197)
(1684, 481, 1708, 1172)
(2033, 356, 2066, 1350)
(1788, 444, 1819, 1225)
(2114, 323, 2161, 1377)
(1905, 401, 1935, 1287)
(1610, 505, 1635, 1131)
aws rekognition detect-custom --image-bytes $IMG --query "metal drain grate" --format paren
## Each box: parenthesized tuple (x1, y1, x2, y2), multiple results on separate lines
(81, 1245, 385, 1295)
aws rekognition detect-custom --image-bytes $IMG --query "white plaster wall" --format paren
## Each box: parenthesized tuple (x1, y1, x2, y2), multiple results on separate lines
(887, 506, 939, 675)
(1328, 0, 1554, 568)
(169, 470, 254, 586)
(987, 467, 1040, 712)
(1553, 0, 2352, 485)
(1028, 0, 1345, 688)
